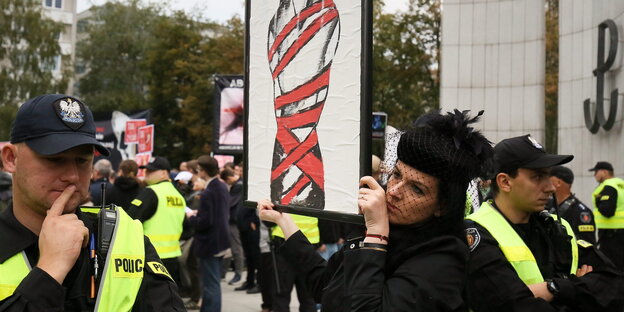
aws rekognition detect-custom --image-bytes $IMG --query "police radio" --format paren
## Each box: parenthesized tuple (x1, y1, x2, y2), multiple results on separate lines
(97, 183, 117, 260)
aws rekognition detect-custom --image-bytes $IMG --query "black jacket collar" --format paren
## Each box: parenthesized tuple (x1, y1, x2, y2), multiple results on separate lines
(0, 202, 38, 263)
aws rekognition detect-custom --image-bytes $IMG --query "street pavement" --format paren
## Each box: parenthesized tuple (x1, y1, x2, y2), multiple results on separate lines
(186, 271, 301, 312)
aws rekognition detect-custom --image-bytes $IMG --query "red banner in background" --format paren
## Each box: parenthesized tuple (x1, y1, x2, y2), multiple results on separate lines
(125, 119, 147, 144)
(137, 125, 154, 154)
(135, 153, 151, 178)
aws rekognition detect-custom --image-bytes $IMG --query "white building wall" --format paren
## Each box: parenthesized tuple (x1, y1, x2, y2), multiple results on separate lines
(558, 0, 624, 204)
(42, 0, 77, 93)
(440, 0, 546, 145)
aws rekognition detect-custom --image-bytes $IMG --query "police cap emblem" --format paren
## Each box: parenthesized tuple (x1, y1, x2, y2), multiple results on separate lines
(527, 136, 543, 150)
(53, 97, 85, 130)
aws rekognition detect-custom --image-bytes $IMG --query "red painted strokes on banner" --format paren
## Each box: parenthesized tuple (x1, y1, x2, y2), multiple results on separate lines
(271, 8, 338, 79)
(268, 0, 334, 61)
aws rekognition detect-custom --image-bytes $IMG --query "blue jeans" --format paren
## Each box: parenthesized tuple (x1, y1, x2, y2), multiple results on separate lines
(200, 256, 223, 312)
(318, 243, 340, 261)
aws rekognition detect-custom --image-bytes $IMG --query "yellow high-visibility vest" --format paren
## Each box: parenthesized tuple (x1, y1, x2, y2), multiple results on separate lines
(466, 202, 578, 285)
(0, 206, 144, 312)
(592, 177, 624, 229)
(142, 181, 186, 259)
(272, 214, 320, 244)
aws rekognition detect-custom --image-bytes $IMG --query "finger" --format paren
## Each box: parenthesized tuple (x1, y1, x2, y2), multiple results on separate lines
(47, 185, 76, 217)
(360, 176, 382, 191)
(81, 226, 89, 248)
(587, 265, 593, 273)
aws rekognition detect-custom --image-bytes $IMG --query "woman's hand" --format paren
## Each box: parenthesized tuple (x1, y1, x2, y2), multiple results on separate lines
(257, 199, 283, 224)
(257, 199, 298, 240)
(359, 176, 389, 244)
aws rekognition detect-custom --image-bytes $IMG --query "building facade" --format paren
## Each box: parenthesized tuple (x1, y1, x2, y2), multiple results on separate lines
(41, 0, 78, 93)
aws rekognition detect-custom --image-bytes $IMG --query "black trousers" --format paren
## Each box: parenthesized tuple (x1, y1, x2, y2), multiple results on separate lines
(272, 239, 315, 312)
(240, 228, 261, 286)
(161, 257, 181, 289)
(258, 252, 273, 310)
(598, 229, 624, 270)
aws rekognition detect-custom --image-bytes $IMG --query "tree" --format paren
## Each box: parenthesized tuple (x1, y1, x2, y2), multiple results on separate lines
(544, 0, 558, 153)
(372, 0, 441, 130)
(76, 0, 162, 112)
(0, 0, 70, 140)
(146, 15, 245, 163)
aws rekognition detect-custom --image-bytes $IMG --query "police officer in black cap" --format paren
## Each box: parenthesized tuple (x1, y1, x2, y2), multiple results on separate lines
(546, 166, 596, 244)
(465, 134, 623, 312)
(0, 94, 185, 310)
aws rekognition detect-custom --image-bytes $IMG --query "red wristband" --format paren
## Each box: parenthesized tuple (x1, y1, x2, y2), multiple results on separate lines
(365, 233, 389, 242)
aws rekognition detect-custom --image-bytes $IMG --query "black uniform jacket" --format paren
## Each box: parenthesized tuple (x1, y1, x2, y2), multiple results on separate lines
(465, 204, 624, 312)
(0, 203, 185, 311)
(548, 195, 596, 244)
(280, 226, 469, 312)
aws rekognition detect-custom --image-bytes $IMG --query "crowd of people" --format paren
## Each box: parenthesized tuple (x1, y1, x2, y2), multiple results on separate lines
(1, 94, 624, 312)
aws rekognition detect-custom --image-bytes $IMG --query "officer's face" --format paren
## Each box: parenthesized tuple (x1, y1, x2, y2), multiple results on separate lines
(6, 144, 93, 216)
(386, 161, 439, 225)
(507, 168, 554, 213)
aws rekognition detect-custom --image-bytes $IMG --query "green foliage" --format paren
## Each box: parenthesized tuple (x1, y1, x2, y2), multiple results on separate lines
(76, 0, 162, 112)
(77, 1, 245, 164)
(545, 0, 558, 153)
(372, 0, 441, 130)
(0, 0, 70, 140)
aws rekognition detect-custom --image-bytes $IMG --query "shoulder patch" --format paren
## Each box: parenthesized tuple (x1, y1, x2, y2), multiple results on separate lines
(465, 227, 481, 251)
(146, 261, 173, 281)
(600, 195, 610, 201)
(577, 240, 593, 248)
(579, 211, 592, 224)
(131, 199, 143, 206)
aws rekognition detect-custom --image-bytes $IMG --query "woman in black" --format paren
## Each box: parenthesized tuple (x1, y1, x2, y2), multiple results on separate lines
(258, 110, 493, 312)
(103, 159, 144, 209)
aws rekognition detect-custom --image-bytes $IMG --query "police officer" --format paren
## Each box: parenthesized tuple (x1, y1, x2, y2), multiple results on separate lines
(0, 94, 184, 310)
(271, 214, 319, 312)
(128, 156, 186, 286)
(465, 135, 623, 312)
(547, 166, 596, 244)
(589, 161, 624, 269)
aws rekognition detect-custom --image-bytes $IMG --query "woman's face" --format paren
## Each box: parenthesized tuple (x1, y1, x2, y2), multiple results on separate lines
(386, 161, 439, 225)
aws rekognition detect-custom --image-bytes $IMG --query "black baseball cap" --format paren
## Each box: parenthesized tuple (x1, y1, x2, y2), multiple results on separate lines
(10, 94, 109, 156)
(550, 166, 574, 185)
(588, 161, 613, 172)
(140, 156, 171, 171)
(493, 134, 573, 173)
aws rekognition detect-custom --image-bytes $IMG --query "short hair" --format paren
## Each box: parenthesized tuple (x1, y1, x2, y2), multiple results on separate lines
(93, 159, 112, 177)
(187, 159, 199, 174)
(118, 159, 138, 177)
(220, 168, 236, 181)
(491, 168, 518, 196)
(197, 155, 219, 177)
(223, 162, 235, 170)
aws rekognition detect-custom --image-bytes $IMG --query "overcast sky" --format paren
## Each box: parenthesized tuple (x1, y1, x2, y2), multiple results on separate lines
(77, 0, 409, 23)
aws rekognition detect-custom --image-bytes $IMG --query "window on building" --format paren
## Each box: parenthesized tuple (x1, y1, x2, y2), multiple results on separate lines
(44, 0, 62, 8)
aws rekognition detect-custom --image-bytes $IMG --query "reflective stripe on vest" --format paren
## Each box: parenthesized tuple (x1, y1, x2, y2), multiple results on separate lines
(0, 207, 144, 311)
(0, 251, 31, 301)
(593, 177, 624, 229)
(95, 206, 145, 312)
(272, 214, 320, 244)
(142, 181, 186, 258)
(466, 202, 578, 285)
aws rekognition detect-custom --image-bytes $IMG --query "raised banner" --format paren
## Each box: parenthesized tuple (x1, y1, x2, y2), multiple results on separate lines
(125, 119, 147, 144)
(214, 75, 244, 153)
(244, 0, 372, 223)
(93, 110, 151, 170)
(137, 124, 154, 154)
